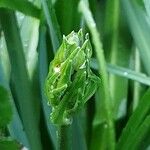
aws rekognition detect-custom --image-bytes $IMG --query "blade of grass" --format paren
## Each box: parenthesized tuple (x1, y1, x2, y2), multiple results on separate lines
(0, 36, 29, 147)
(19, 15, 40, 78)
(117, 88, 150, 149)
(41, 0, 61, 52)
(18, 0, 41, 124)
(104, 0, 131, 119)
(0, 35, 11, 81)
(125, 115, 150, 150)
(79, 1, 115, 149)
(8, 102, 30, 148)
(121, 0, 150, 75)
(0, 9, 42, 150)
(107, 64, 150, 86)
(38, 23, 57, 149)
(91, 59, 150, 86)
(54, 0, 81, 35)
(0, 0, 40, 19)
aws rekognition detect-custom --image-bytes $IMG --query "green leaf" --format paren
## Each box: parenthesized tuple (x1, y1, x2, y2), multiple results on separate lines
(18, 15, 40, 78)
(0, 62, 12, 128)
(117, 88, 150, 149)
(41, 0, 61, 52)
(0, 138, 19, 150)
(0, 9, 42, 150)
(0, 0, 40, 18)
(0, 86, 12, 128)
(121, 0, 150, 75)
(104, 0, 131, 119)
(38, 23, 57, 149)
(0, 40, 30, 148)
(127, 115, 150, 150)
(55, 0, 81, 35)
(91, 59, 150, 86)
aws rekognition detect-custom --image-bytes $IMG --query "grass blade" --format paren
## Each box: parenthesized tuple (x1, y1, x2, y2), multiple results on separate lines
(117, 88, 150, 149)
(0, 9, 42, 150)
(104, 0, 131, 119)
(38, 23, 57, 149)
(126, 115, 150, 150)
(54, 0, 81, 35)
(91, 59, 150, 86)
(0, 0, 40, 18)
(121, 0, 150, 75)
(41, 0, 61, 52)
(19, 15, 40, 78)
(0, 82, 12, 128)
(0, 38, 29, 148)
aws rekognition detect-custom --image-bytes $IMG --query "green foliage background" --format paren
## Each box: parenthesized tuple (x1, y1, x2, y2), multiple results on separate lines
(0, 0, 150, 150)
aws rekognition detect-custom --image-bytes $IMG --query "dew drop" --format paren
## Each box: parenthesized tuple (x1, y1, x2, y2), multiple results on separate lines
(21, 147, 29, 150)
(123, 72, 128, 76)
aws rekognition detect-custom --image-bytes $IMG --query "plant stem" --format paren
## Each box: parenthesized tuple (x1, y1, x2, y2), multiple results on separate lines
(79, 1, 115, 149)
(41, 0, 61, 52)
(57, 125, 71, 150)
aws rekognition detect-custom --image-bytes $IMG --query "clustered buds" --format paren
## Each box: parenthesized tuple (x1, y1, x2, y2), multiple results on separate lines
(45, 29, 100, 125)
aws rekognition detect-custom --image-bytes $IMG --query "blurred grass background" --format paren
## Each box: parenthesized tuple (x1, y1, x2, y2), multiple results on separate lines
(0, 0, 150, 150)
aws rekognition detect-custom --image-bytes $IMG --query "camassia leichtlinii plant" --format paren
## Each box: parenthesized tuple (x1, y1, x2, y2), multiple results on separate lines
(45, 29, 100, 125)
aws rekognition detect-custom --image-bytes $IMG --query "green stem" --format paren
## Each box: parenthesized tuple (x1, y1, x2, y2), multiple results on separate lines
(133, 48, 141, 111)
(104, 0, 120, 117)
(57, 125, 71, 150)
(79, 1, 115, 149)
(41, 0, 61, 52)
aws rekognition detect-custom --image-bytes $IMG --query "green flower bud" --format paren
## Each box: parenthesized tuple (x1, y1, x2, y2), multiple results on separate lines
(45, 29, 100, 125)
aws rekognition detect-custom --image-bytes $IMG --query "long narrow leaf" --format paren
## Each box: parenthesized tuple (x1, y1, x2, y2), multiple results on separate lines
(117, 88, 150, 149)
(0, 0, 40, 18)
(38, 23, 57, 149)
(91, 59, 150, 86)
(0, 9, 42, 150)
(104, 0, 131, 119)
(0, 37, 29, 148)
(41, 0, 61, 52)
(121, 0, 150, 75)
(55, 0, 81, 35)
(126, 115, 150, 150)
